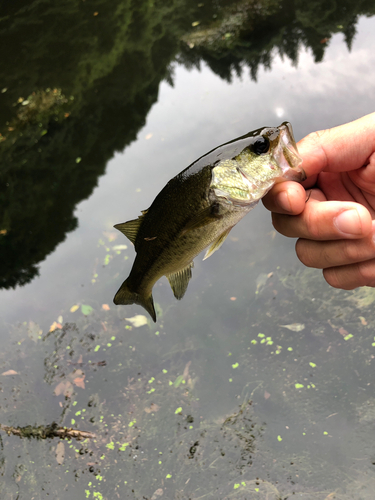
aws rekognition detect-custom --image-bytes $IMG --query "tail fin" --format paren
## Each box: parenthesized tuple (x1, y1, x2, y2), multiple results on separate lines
(113, 279, 156, 322)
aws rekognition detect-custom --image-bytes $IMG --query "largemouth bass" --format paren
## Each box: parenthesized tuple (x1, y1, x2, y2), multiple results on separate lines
(114, 122, 304, 321)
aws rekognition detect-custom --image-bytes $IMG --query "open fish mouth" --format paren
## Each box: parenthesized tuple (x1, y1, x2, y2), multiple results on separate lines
(273, 122, 305, 182)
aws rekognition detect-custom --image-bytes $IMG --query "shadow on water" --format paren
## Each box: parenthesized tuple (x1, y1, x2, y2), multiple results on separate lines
(2, 0, 375, 498)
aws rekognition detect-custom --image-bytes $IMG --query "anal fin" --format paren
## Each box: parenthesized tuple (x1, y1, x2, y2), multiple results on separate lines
(203, 227, 232, 261)
(167, 262, 194, 300)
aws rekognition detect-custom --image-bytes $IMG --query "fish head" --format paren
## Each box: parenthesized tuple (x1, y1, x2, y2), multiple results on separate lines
(210, 122, 305, 206)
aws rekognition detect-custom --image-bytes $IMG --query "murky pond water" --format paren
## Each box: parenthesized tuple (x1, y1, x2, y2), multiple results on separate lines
(1, 1, 375, 498)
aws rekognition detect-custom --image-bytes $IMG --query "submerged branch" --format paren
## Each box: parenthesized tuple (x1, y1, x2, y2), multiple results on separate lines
(0, 422, 96, 441)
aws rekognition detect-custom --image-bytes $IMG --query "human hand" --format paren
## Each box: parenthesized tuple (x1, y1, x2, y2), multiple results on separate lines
(263, 112, 375, 289)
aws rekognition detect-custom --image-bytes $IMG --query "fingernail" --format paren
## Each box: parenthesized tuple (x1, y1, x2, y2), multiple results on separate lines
(277, 191, 292, 213)
(334, 209, 362, 235)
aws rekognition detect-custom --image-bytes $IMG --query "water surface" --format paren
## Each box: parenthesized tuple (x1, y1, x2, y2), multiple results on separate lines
(1, 1, 375, 498)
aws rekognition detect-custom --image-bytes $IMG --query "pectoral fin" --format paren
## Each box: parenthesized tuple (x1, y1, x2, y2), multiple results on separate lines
(114, 212, 147, 244)
(167, 262, 194, 300)
(203, 227, 232, 261)
(181, 203, 223, 236)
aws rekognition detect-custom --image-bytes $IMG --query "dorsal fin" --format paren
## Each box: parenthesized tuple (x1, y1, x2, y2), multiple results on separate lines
(167, 262, 194, 300)
(114, 213, 146, 244)
(203, 227, 232, 261)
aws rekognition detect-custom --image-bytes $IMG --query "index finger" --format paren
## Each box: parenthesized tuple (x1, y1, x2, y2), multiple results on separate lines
(298, 112, 375, 178)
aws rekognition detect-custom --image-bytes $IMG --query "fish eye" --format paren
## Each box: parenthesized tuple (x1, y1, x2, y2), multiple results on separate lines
(252, 137, 270, 155)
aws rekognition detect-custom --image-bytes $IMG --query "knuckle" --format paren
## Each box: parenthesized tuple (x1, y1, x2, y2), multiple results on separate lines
(295, 239, 316, 267)
(305, 208, 323, 239)
(271, 213, 291, 237)
(356, 260, 375, 287)
(341, 240, 361, 263)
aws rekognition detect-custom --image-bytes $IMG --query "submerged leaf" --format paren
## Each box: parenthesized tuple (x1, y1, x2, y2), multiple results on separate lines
(73, 376, 85, 389)
(70, 304, 79, 313)
(81, 304, 93, 315)
(125, 315, 148, 327)
(49, 321, 62, 332)
(54, 380, 73, 397)
(56, 441, 65, 465)
(28, 321, 42, 342)
(279, 323, 305, 332)
(2, 369, 18, 376)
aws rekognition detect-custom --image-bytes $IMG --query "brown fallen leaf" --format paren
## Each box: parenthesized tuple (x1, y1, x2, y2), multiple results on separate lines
(73, 376, 85, 389)
(145, 403, 160, 414)
(359, 316, 367, 326)
(54, 380, 73, 397)
(151, 488, 163, 500)
(49, 321, 62, 332)
(338, 327, 349, 337)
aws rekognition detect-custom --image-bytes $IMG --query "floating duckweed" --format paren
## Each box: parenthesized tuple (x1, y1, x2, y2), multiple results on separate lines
(344, 334, 353, 341)
(309, 362, 316, 368)
(232, 362, 239, 369)
(162, 369, 168, 374)
(258, 333, 265, 338)
(119, 443, 129, 451)
(147, 388, 155, 394)
(234, 483, 240, 490)
(277, 435, 282, 441)
(148, 377, 155, 384)
(94, 345, 101, 352)
(324, 431, 328, 435)
(106, 442, 115, 450)
(71, 419, 75, 425)
(166, 474, 172, 479)
(251, 339, 257, 344)
(175, 407, 182, 414)
(287, 347, 293, 351)
(295, 383, 304, 389)
(155, 331, 160, 335)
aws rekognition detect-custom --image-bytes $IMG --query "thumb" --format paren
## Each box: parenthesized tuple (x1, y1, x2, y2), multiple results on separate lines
(297, 112, 375, 178)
